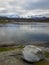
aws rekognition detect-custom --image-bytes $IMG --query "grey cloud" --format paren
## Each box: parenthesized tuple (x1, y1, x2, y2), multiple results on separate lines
(0, 0, 49, 16)
(0, 10, 8, 15)
(22, 0, 49, 10)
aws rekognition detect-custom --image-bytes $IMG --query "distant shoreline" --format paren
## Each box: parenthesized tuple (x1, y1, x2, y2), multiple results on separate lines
(0, 18, 49, 23)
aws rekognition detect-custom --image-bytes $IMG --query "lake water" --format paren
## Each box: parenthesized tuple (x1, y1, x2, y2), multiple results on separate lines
(0, 22, 49, 44)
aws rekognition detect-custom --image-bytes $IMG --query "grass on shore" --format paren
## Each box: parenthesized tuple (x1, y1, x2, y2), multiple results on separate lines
(44, 52, 49, 58)
(0, 47, 16, 52)
(0, 45, 24, 52)
(34, 60, 49, 65)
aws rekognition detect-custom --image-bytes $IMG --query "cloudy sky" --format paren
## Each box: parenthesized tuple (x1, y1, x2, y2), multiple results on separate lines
(0, 0, 49, 17)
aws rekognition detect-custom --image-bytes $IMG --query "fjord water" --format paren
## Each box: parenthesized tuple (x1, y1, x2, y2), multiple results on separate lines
(0, 22, 49, 44)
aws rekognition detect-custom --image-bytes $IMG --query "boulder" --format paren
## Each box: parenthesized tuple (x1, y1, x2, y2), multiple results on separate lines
(22, 45, 44, 62)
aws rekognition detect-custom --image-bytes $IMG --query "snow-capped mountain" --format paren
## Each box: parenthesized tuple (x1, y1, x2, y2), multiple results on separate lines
(0, 14, 49, 19)
(25, 15, 48, 20)
(7, 14, 20, 18)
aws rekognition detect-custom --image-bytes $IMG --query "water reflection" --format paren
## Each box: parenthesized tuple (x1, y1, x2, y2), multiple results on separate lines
(0, 23, 49, 44)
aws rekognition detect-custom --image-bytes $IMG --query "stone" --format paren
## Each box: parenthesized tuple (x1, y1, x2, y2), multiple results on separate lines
(22, 45, 44, 62)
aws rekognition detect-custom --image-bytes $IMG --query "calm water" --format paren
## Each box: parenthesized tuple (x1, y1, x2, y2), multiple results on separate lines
(0, 22, 49, 44)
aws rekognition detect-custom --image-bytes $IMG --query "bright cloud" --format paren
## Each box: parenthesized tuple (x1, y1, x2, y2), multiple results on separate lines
(0, 0, 49, 16)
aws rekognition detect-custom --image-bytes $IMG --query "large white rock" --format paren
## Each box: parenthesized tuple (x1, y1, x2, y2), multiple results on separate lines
(22, 45, 44, 62)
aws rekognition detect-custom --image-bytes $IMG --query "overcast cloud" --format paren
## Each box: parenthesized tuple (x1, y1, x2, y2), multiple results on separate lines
(0, 0, 49, 16)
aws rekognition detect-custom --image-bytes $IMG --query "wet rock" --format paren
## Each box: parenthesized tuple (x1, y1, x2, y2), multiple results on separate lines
(22, 45, 45, 62)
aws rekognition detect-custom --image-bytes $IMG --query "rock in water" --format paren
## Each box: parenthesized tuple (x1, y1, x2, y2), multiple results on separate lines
(22, 45, 44, 62)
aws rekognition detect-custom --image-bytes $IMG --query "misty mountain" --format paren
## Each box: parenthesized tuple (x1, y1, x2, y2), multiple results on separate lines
(7, 14, 20, 18)
(27, 15, 48, 20)
(0, 15, 49, 22)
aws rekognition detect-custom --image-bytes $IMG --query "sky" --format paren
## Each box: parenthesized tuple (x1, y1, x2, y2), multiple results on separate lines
(0, 0, 49, 17)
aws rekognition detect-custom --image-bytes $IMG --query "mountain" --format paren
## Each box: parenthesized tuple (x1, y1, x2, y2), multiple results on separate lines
(0, 14, 49, 22)
(0, 14, 20, 18)
(27, 15, 47, 18)
(0, 14, 48, 19)
(26, 15, 49, 21)
(7, 14, 20, 18)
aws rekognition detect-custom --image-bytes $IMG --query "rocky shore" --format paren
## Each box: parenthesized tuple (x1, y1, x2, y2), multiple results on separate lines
(0, 45, 49, 65)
